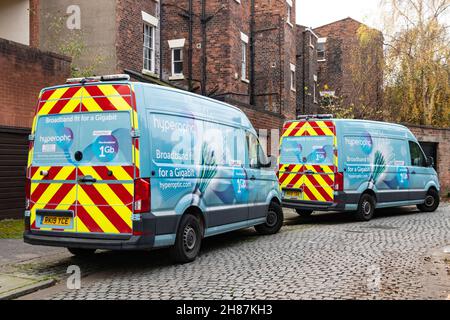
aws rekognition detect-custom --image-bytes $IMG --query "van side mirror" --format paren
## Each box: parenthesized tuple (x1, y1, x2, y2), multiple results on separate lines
(260, 155, 276, 169)
(426, 156, 434, 167)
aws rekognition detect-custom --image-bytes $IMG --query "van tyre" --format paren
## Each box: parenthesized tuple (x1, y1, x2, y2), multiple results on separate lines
(295, 209, 313, 217)
(67, 248, 96, 257)
(417, 189, 440, 212)
(170, 214, 203, 264)
(255, 202, 284, 235)
(354, 194, 376, 222)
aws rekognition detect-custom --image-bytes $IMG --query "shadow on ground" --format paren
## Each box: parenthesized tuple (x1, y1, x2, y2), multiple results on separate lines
(17, 206, 427, 278)
(284, 206, 422, 226)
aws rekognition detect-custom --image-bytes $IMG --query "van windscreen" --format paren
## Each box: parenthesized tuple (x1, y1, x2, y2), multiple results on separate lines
(280, 136, 334, 165)
(33, 112, 133, 166)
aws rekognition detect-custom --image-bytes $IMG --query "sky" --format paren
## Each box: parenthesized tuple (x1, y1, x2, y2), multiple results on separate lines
(296, 0, 382, 29)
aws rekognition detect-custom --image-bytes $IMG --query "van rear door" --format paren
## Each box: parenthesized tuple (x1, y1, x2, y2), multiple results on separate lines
(76, 85, 137, 235)
(29, 88, 83, 232)
(279, 121, 337, 204)
(29, 84, 138, 236)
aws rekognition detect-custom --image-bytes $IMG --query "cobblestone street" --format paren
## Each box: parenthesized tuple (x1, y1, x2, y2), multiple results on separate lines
(16, 204, 450, 300)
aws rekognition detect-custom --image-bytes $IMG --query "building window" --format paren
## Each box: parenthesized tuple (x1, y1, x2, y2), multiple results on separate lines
(241, 32, 249, 82)
(143, 24, 155, 73)
(242, 42, 247, 81)
(290, 63, 296, 92)
(318, 38, 327, 61)
(168, 38, 186, 80)
(286, 0, 293, 26)
(313, 75, 318, 103)
(172, 48, 183, 77)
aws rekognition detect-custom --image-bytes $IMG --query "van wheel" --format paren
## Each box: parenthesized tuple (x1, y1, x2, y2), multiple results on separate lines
(68, 248, 96, 257)
(170, 214, 203, 264)
(255, 202, 284, 235)
(295, 209, 313, 217)
(417, 189, 440, 212)
(354, 194, 375, 222)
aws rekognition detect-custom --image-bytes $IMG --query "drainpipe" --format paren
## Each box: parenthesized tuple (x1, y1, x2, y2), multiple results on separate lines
(188, 0, 193, 91)
(249, 0, 255, 105)
(159, 0, 163, 80)
(200, 0, 207, 96)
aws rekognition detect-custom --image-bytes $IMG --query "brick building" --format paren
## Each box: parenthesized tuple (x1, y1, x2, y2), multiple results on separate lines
(0, 0, 72, 219)
(408, 125, 450, 198)
(313, 17, 384, 114)
(296, 25, 319, 115)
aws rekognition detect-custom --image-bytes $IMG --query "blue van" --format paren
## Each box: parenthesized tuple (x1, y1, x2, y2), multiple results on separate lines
(278, 116, 440, 221)
(24, 75, 283, 263)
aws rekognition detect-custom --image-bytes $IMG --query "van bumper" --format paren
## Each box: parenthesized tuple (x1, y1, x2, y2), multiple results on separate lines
(23, 213, 177, 251)
(282, 192, 355, 211)
(23, 231, 154, 250)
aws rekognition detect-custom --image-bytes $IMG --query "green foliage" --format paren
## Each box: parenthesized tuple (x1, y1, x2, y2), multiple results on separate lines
(43, 12, 105, 77)
(382, 0, 450, 127)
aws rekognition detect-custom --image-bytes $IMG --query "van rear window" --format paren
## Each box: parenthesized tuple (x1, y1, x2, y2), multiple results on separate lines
(33, 112, 133, 166)
(280, 136, 334, 165)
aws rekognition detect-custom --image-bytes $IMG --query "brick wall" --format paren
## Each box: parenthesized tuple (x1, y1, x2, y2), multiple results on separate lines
(0, 38, 71, 128)
(296, 26, 319, 115)
(29, 0, 39, 48)
(161, 0, 246, 100)
(116, 0, 160, 77)
(314, 18, 383, 113)
(161, 0, 295, 131)
(408, 125, 450, 197)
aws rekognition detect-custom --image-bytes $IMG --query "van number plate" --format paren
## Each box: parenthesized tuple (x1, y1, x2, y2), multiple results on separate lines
(42, 216, 71, 227)
(284, 190, 303, 200)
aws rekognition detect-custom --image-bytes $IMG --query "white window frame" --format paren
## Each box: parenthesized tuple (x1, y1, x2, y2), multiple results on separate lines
(313, 75, 318, 103)
(241, 32, 249, 83)
(168, 38, 185, 80)
(317, 37, 327, 61)
(171, 48, 184, 80)
(290, 63, 296, 92)
(143, 24, 155, 74)
(286, 0, 293, 27)
(142, 11, 158, 76)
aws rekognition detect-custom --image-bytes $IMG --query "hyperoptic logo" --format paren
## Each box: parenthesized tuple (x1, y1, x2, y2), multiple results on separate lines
(39, 134, 72, 144)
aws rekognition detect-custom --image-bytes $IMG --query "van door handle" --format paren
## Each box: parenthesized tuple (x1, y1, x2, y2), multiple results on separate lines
(79, 176, 97, 184)
(305, 170, 314, 174)
(250, 176, 256, 181)
(411, 171, 417, 175)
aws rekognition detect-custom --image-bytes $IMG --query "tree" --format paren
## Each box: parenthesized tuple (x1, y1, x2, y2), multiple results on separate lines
(42, 11, 105, 77)
(381, 0, 450, 127)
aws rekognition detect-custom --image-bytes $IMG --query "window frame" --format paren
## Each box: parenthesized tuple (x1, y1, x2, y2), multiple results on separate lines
(246, 132, 269, 169)
(171, 47, 184, 78)
(313, 75, 318, 104)
(317, 38, 327, 61)
(409, 141, 427, 167)
(290, 63, 296, 92)
(143, 23, 155, 73)
(240, 32, 249, 82)
(286, 0, 293, 27)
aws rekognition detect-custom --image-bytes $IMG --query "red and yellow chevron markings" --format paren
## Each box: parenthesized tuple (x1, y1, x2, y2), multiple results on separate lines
(282, 120, 335, 138)
(37, 84, 134, 115)
(279, 120, 337, 203)
(76, 166, 134, 234)
(29, 166, 77, 232)
(28, 83, 141, 235)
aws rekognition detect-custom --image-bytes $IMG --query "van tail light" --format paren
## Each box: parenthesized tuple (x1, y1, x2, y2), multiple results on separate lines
(134, 178, 150, 213)
(334, 172, 344, 192)
(25, 178, 31, 210)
